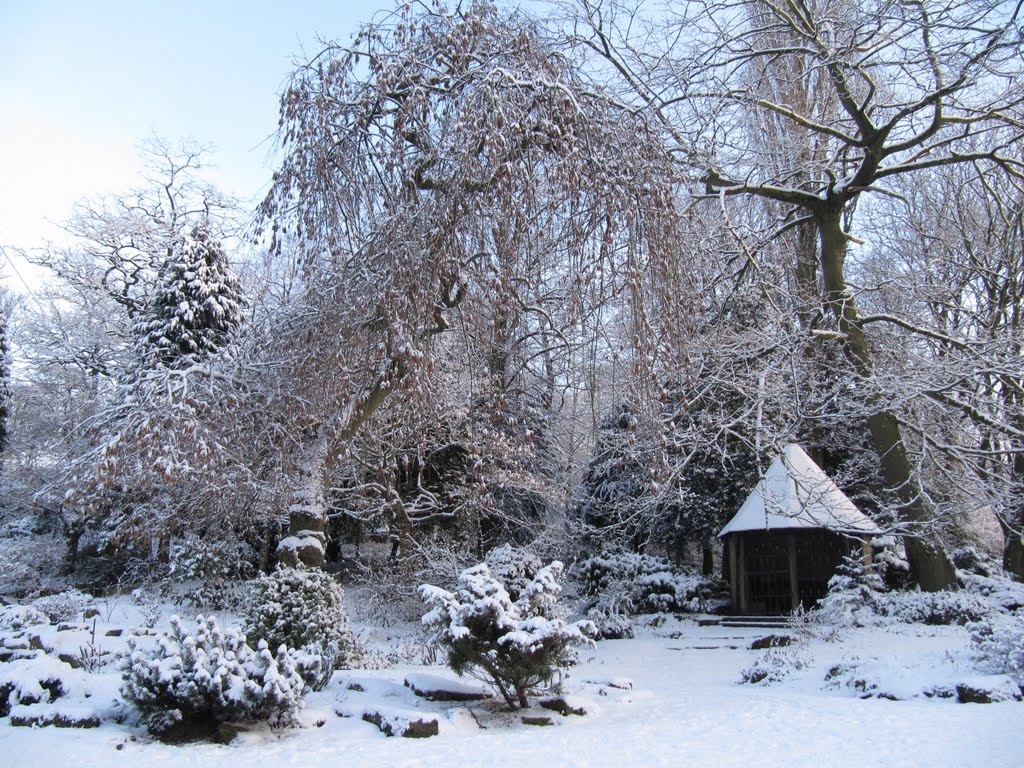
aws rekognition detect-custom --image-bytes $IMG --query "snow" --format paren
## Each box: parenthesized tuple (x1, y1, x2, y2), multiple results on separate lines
(719, 444, 881, 536)
(1, 599, 1020, 768)
(277, 535, 325, 555)
(403, 672, 490, 698)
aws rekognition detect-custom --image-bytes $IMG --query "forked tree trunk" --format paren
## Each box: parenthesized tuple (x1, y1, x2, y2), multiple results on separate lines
(817, 211, 956, 591)
(278, 363, 403, 568)
(278, 431, 332, 568)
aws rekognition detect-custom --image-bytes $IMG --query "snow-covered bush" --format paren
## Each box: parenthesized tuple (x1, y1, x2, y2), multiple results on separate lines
(875, 589, 993, 626)
(0, 654, 81, 716)
(420, 561, 595, 710)
(814, 551, 999, 628)
(951, 546, 998, 577)
(871, 536, 912, 591)
(633, 570, 723, 613)
(577, 552, 672, 596)
(32, 588, 95, 624)
(0, 533, 65, 598)
(969, 614, 1024, 685)
(813, 554, 886, 628)
(957, 569, 1024, 612)
(739, 645, 810, 685)
(120, 615, 305, 739)
(484, 544, 542, 602)
(576, 552, 727, 617)
(243, 566, 359, 686)
(169, 536, 256, 611)
(0, 604, 50, 632)
(584, 594, 635, 640)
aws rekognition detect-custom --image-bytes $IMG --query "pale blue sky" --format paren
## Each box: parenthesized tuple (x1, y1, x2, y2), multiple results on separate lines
(0, 0, 400, 256)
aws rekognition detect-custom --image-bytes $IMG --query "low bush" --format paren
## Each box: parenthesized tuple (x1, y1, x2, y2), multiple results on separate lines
(484, 544, 543, 602)
(420, 561, 594, 710)
(814, 552, 998, 628)
(968, 614, 1024, 686)
(876, 590, 993, 626)
(739, 645, 810, 685)
(813, 554, 887, 628)
(577, 552, 674, 597)
(120, 615, 306, 740)
(0, 604, 50, 632)
(576, 552, 727, 620)
(168, 536, 256, 611)
(243, 566, 359, 688)
(32, 588, 95, 624)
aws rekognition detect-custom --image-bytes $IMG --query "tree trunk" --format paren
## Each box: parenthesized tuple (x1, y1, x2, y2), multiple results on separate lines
(278, 361, 404, 568)
(1001, 423, 1024, 581)
(65, 528, 82, 573)
(1002, 444, 1024, 580)
(1005, 518, 1024, 581)
(817, 211, 956, 591)
(516, 685, 530, 710)
(702, 541, 714, 577)
(278, 430, 331, 568)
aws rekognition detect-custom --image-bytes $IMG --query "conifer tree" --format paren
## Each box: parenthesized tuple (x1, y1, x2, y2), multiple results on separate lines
(137, 225, 244, 367)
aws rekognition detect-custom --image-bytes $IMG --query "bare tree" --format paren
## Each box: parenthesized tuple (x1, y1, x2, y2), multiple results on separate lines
(571, 0, 1024, 589)
(862, 157, 1024, 577)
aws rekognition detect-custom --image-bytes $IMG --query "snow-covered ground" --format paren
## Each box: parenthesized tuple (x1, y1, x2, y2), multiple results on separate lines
(1, 597, 1019, 768)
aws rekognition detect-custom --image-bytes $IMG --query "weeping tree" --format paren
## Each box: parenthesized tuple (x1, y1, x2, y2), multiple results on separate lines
(572, 0, 1024, 589)
(257, 1, 680, 568)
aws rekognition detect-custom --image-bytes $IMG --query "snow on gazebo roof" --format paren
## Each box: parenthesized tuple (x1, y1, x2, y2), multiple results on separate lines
(717, 443, 881, 537)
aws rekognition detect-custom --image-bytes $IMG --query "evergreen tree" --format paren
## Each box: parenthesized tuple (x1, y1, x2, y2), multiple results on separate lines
(137, 225, 244, 367)
(656, 391, 761, 573)
(572, 406, 655, 553)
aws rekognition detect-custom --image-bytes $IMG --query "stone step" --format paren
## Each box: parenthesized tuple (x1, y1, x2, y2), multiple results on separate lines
(720, 616, 792, 629)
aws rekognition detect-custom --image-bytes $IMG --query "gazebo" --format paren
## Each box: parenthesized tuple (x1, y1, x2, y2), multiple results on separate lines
(718, 444, 881, 615)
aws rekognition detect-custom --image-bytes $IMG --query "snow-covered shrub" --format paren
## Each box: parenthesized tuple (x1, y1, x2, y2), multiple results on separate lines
(169, 535, 256, 581)
(0, 604, 50, 632)
(120, 614, 305, 739)
(577, 552, 673, 596)
(420, 561, 595, 710)
(813, 554, 886, 628)
(740, 645, 810, 685)
(876, 589, 993, 626)
(951, 546, 997, 577)
(32, 588, 95, 624)
(243, 566, 359, 686)
(959, 572, 1024, 612)
(576, 552, 727, 616)
(0, 654, 87, 717)
(633, 570, 724, 613)
(485, 544, 542, 602)
(969, 614, 1024, 685)
(871, 536, 912, 591)
(584, 596, 635, 640)
(168, 536, 256, 611)
(0, 534, 65, 598)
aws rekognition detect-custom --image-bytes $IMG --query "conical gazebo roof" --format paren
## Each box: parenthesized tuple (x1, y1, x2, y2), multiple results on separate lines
(718, 444, 881, 537)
